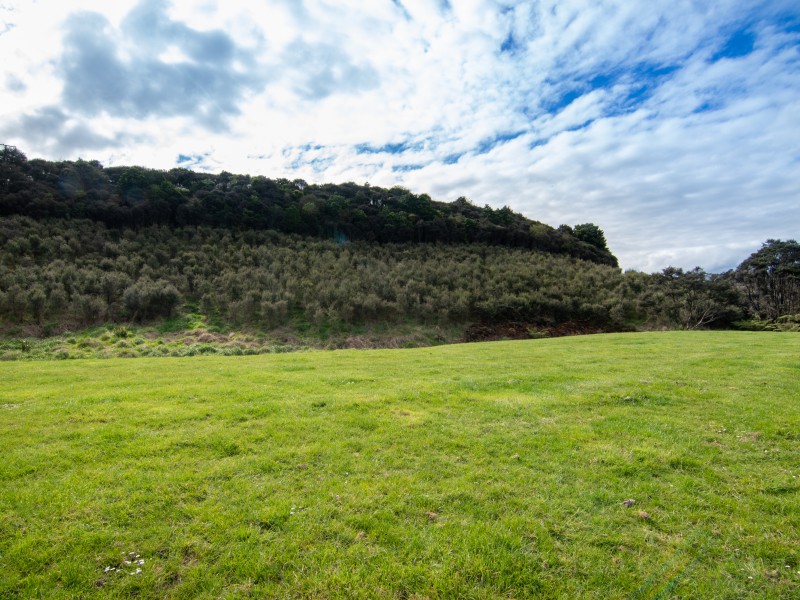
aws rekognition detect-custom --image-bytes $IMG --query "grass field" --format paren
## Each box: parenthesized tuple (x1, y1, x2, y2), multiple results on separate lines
(1, 331, 798, 598)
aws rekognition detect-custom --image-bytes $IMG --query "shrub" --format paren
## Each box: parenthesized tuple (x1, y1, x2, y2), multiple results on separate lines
(123, 278, 181, 321)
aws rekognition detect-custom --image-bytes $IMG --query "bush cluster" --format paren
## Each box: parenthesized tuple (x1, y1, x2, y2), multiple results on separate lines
(0, 217, 628, 331)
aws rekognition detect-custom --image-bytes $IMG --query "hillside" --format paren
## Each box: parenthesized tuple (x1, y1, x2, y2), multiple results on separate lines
(0, 145, 632, 346)
(2, 146, 796, 350)
(0, 216, 626, 348)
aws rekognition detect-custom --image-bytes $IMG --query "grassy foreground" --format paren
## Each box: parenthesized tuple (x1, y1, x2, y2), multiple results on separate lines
(1, 332, 798, 598)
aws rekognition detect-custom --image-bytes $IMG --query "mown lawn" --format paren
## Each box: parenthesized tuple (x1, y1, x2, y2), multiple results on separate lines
(1, 331, 798, 598)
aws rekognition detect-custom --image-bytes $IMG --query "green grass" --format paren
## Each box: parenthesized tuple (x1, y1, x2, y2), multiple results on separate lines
(1, 331, 798, 598)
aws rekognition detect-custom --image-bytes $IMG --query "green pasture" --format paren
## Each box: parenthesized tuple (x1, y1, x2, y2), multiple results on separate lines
(1, 332, 798, 598)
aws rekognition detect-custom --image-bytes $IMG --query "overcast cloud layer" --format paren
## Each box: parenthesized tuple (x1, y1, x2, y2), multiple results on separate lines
(2, 0, 798, 271)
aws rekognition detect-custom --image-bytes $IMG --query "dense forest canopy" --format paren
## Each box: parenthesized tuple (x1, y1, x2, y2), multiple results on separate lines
(0, 145, 617, 266)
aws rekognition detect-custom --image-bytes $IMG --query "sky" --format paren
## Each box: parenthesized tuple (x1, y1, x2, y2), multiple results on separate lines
(1, 0, 798, 272)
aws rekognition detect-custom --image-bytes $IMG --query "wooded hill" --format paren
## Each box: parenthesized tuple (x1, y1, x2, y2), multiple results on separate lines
(0, 217, 627, 336)
(1, 145, 798, 349)
(0, 145, 616, 267)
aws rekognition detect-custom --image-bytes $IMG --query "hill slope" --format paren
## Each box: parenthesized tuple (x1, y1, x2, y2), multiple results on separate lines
(0, 216, 627, 341)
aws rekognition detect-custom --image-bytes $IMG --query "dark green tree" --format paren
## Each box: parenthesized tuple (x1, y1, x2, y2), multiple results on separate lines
(736, 239, 800, 319)
(573, 223, 609, 252)
(123, 278, 181, 321)
(0, 144, 27, 166)
(658, 267, 742, 329)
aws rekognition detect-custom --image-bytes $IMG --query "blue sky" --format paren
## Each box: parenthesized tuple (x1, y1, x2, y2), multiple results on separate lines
(1, 0, 798, 272)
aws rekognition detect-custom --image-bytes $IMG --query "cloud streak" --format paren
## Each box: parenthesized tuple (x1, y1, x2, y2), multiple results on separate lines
(0, 0, 798, 271)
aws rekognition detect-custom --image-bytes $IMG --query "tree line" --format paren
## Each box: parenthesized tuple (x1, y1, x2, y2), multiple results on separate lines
(0, 146, 617, 266)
